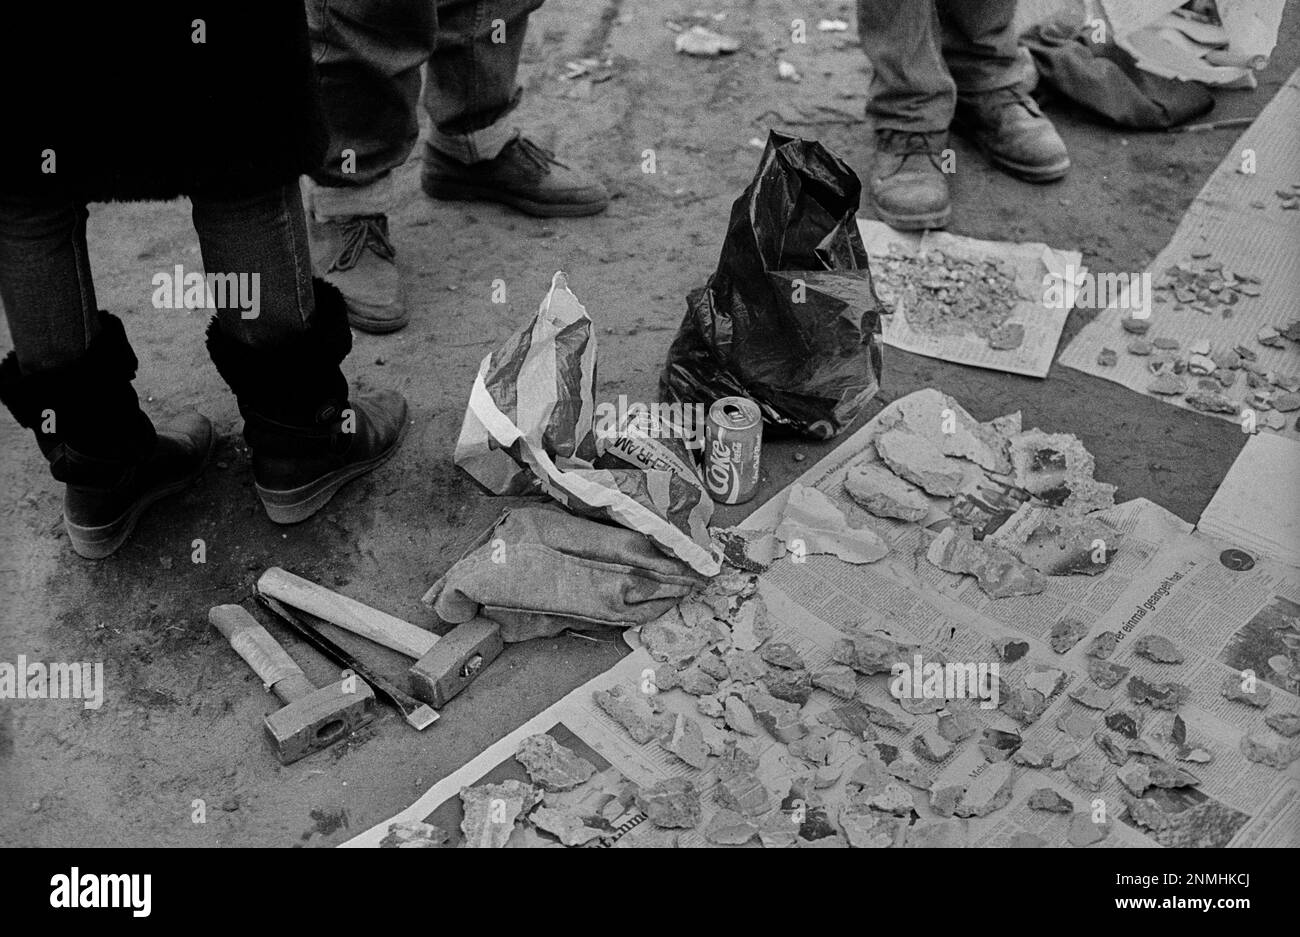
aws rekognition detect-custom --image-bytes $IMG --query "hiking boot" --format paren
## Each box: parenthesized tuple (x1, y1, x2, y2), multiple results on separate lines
(0, 315, 213, 559)
(953, 86, 1070, 182)
(869, 129, 951, 231)
(206, 278, 408, 524)
(421, 132, 609, 218)
(308, 211, 407, 334)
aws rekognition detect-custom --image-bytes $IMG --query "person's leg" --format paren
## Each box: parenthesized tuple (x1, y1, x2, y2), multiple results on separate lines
(0, 192, 211, 558)
(194, 181, 408, 524)
(856, 0, 952, 230)
(419, 0, 609, 216)
(303, 0, 438, 333)
(940, 0, 1070, 182)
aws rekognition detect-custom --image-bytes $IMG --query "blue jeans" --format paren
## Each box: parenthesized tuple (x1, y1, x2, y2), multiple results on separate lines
(0, 184, 315, 373)
(857, 0, 1024, 132)
(306, 0, 544, 207)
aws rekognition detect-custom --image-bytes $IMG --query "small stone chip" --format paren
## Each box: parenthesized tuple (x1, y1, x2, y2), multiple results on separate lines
(989, 322, 1025, 350)
(1085, 631, 1120, 660)
(1127, 676, 1191, 710)
(811, 665, 858, 700)
(1050, 618, 1090, 653)
(1134, 635, 1184, 664)
(1065, 758, 1105, 792)
(1097, 348, 1118, 367)
(1027, 788, 1073, 813)
(1265, 713, 1300, 737)
(1127, 339, 1154, 356)
(913, 729, 954, 762)
(759, 642, 805, 671)
(1220, 674, 1271, 708)
(1068, 813, 1111, 847)
(703, 808, 759, 845)
(635, 777, 702, 829)
(1121, 316, 1151, 334)
(1089, 658, 1130, 689)
(1147, 373, 1187, 396)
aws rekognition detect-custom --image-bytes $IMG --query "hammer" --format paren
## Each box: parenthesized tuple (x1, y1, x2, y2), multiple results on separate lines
(209, 604, 376, 764)
(256, 567, 503, 709)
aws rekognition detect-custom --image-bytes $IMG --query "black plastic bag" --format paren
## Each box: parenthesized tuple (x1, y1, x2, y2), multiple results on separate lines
(658, 132, 887, 439)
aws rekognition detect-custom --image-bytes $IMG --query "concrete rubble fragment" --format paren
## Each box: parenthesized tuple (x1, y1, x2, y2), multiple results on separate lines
(1057, 709, 1095, 741)
(1050, 618, 1090, 653)
(1069, 684, 1112, 710)
(759, 642, 804, 671)
(459, 780, 541, 848)
(927, 525, 1046, 598)
(1068, 813, 1111, 847)
(757, 811, 799, 848)
(905, 819, 969, 848)
(1024, 667, 1066, 698)
(774, 484, 890, 565)
(844, 463, 930, 522)
(953, 763, 1016, 817)
(1097, 348, 1118, 367)
(748, 689, 806, 743)
(877, 390, 1020, 474)
(887, 755, 931, 788)
(696, 695, 724, 718)
(1027, 788, 1074, 813)
(817, 705, 879, 739)
(379, 819, 452, 848)
(1265, 713, 1300, 737)
(787, 730, 832, 765)
(811, 665, 858, 700)
(716, 770, 771, 817)
(514, 734, 597, 792)
(703, 808, 759, 845)
(913, 729, 954, 762)
(993, 637, 1030, 662)
(1127, 676, 1191, 710)
(1007, 429, 1116, 514)
(762, 668, 813, 705)
(1144, 759, 1198, 789)
(724, 649, 769, 683)
(1147, 373, 1186, 396)
(1104, 708, 1142, 739)
(1065, 758, 1105, 792)
(1094, 731, 1128, 766)
(875, 428, 966, 497)
(1116, 761, 1151, 796)
(839, 807, 907, 848)
(856, 699, 915, 733)
(1133, 635, 1184, 664)
(832, 632, 913, 675)
(663, 713, 710, 770)
(592, 685, 673, 744)
(1088, 658, 1130, 689)
(937, 709, 980, 743)
(1050, 741, 1082, 768)
(1085, 631, 1120, 659)
(1219, 674, 1272, 708)
(1010, 832, 1048, 848)
(728, 592, 774, 652)
(528, 805, 605, 846)
(1185, 391, 1238, 414)
(1239, 733, 1300, 769)
(1012, 741, 1051, 768)
(928, 784, 966, 818)
(1000, 685, 1048, 726)
(639, 608, 712, 665)
(724, 696, 760, 736)
(990, 506, 1121, 576)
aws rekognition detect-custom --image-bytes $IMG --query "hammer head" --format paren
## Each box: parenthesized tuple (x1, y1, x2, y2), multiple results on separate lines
(264, 678, 377, 765)
(409, 619, 503, 709)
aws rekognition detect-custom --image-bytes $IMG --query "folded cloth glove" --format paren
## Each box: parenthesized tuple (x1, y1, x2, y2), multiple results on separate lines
(423, 505, 707, 642)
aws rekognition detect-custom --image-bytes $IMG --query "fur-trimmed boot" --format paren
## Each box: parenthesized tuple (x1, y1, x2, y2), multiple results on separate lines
(0, 313, 214, 559)
(206, 278, 407, 524)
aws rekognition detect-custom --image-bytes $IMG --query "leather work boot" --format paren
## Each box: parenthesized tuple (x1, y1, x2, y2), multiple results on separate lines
(421, 132, 610, 218)
(868, 129, 951, 231)
(206, 279, 408, 525)
(0, 315, 213, 559)
(308, 212, 408, 334)
(953, 86, 1070, 182)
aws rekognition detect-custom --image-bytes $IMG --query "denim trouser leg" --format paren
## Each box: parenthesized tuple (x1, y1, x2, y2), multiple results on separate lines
(191, 182, 317, 346)
(857, 0, 1021, 132)
(0, 183, 316, 376)
(423, 0, 543, 164)
(0, 193, 101, 372)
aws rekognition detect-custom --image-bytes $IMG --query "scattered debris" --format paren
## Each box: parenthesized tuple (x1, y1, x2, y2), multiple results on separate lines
(529, 804, 605, 846)
(514, 734, 597, 791)
(674, 25, 740, 57)
(760, 642, 805, 671)
(832, 632, 913, 675)
(1058, 709, 1095, 741)
(459, 780, 540, 848)
(937, 709, 980, 743)
(1094, 731, 1129, 766)
(724, 696, 760, 736)
(715, 769, 772, 817)
(1010, 831, 1048, 848)
(703, 808, 759, 845)
(777, 60, 801, 82)
(988, 322, 1025, 350)
(1134, 635, 1184, 664)
(1265, 712, 1300, 737)
(1219, 674, 1271, 708)
(871, 248, 1022, 350)
(1065, 758, 1105, 792)
(811, 665, 858, 700)
(1089, 658, 1130, 689)
(954, 763, 1016, 817)
(1085, 631, 1120, 659)
(663, 713, 710, 769)
(1069, 684, 1112, 709)
(1127, 676, 1191, 710)
(1098, 347, 1118, 367)
(978, 728, 1022, 762)
(1105, 708, 1143, 739)
(839, 807, 906, 848)
(1068, 812, 1111, 847)
(1027, 788, 1074, 813)
(1050, 618, 1090, 653)
(913, 729, 954, 762)
(844, 463, 930, 521)
(1240, 733, 1300, 769)
(1012, 741, 1051, 768)
(592, 685, 672, 744)
(1008, 429, 1116, 514)
(927, 525, 1046, 598)
(379, 820, 452, 848)
(775, 484, 890, 564)
(993, 637, 1030, 662)
(762, 668, 813, 705)
(875, 428, 966, 497)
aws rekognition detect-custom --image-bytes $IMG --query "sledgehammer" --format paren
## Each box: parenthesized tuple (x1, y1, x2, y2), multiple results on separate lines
(209, 604, 376, 764)
(256, 567, 502, 709)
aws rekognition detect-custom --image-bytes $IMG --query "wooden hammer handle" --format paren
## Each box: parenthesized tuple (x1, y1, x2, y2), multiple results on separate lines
(257, 567, 438, 660)
(209, 604, 312, 702)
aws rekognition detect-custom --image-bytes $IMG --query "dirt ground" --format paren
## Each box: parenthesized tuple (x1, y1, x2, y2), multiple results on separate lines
(2, 0, 1297, 846)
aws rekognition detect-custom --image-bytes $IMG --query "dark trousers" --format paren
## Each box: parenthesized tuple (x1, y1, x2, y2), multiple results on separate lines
(857, 0, 1024, 133)
(0, 184, 315, 373)
(307, 0, 545, 214)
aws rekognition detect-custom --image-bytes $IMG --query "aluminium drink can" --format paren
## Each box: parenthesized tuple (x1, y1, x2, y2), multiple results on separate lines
(703, 396, 762, 505)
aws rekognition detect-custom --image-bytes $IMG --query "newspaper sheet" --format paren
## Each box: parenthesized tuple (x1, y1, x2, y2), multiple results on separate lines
(1059, 71, 1300, 440)
(1198, 431, 1300, 569)
(345, 391, 1300, 848)
(857, 219, 1082, 379)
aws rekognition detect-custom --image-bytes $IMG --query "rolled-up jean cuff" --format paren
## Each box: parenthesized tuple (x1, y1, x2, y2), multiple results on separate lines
(302, 173, 395, 220)
(426, 120, 516, 165)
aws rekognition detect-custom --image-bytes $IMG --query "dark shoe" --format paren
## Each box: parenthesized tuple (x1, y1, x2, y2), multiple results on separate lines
(308, 212, 408, 334)
(953, 87, 1070, 182)
(869, 130, 952, 231)
(62, 412, 214, 559)
(206, 278, 408, 524)
(421, 132, 610, 218)
(0, 315, 212, 559)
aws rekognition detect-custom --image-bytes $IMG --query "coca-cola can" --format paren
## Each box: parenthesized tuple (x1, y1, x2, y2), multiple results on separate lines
(703, 396, 762, 504)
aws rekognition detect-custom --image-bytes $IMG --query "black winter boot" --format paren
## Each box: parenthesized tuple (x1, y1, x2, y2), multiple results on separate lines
(206, 278, 408, 524)
(0, 313, 214, 559)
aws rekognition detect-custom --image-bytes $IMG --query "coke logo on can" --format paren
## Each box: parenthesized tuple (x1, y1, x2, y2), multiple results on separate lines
(703, 396, 761, 505)
(705, 438, 740, 501)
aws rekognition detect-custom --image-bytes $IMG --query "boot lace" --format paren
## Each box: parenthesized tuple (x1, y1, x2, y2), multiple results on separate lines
(328, 214, 395, 273)
(510, 133, 570, 173)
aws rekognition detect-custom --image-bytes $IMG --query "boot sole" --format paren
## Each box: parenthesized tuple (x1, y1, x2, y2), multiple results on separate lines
(873, 203, 951, 232)
(421, 176, 609, 218)
(347, 308, 410, 334)
(256, 419, 409, 525)
(64, 433, 216, 560)
(951, 121, 1070, 183)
